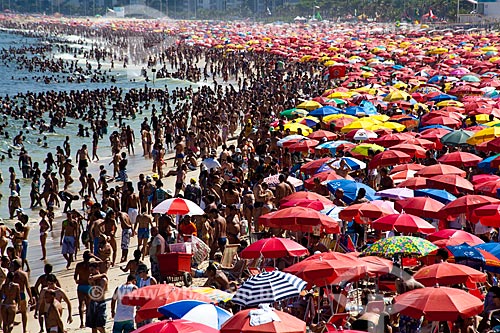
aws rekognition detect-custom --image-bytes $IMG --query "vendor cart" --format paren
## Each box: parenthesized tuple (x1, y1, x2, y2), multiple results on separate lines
(157, 252, 193, 287)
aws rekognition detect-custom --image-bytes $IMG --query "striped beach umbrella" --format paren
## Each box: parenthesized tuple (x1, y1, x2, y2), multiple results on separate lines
(152, 198, 204, 215)
(231, 271, 306, 307)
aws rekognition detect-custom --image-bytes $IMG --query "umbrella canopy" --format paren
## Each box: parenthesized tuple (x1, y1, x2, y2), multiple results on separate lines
(396, 177, 429, 189)
(440, 129, 475, 146)
(153, 198, 204, 215)
(284, 252, 367, 287)
(308, 106, 342, 117)
(259, 207, 340, 233)
(307, 130, 337, 141)
(132, 319, 219, 333)
(240, 237, 308, 259)
(413, 188, 457, 204)
(358, 256, 394, 276)
(446, 243, 487, 269)
(389, 144, 427, 158)
(220, 306, 306, 333)
(440, 195, 500, 217)
(375, 188, 414, 200)
(361, 236, 438, 257)
(158, 301, 232, 330)
(415, 164, 467, 178)
(436, 151, 482, 167)
(279, 198, 333, 210)
(280, 192, 332, 206)
(122, 284, 176, 306)
(371, 214, 436, 234)
(339, 202, 395, 223)
(413, 262, 486, 287)
(395, 197, 444, 219)
(428, 229, 484, 246)
(426, 174, 474, 195)
(326, 180, 378, 204)
(231, 271, 306, 307)
(300, 157, 332, 175)
(393, 286, 483, 321)
(368, 150, 412, 168)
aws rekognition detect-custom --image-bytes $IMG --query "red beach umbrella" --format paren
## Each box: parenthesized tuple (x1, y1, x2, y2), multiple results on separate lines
(371, 213, 436, 234)
(389, 144, 427, 158)
(300, 157, 332, 175)
(427, 229, 484, 246)
(260, 207, 340, 233)
(395, 197, 444, 219)
(426, 174, 474, 195)
(308, 130, 338, 141)
(389, 164, 425, 174)
(133, 319, 219, 333)
(415, 164, 467, 178)
(439, 194, 500, 216)
(281, 192, 333, 206)
(240, 237, 308, 259)
(220, 308, 306, 333)
(339, 202, 395, 222)
(393, 286, 483, 321)
(436, 151, 482, 167)
(396, 177, 429, 189)
(368, 150, 412, 168)
(413, 262, 487, 287)
(288, 139, 320, 152)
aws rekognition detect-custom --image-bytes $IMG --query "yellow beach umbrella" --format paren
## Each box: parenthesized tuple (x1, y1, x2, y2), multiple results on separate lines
(428, 47, 449, 55)
(394, 82, 409, 89)
(436, 100, 464, 108)
(484, 119, 500, 127)
(377, 122, 406, 132)
(323, 114, 358, 123)
(352, 143, 385, 156)
(297, 100, 322, 110)
(283, 123, 313, 135)
(383, 90, 411, 102)
(327, 91, 353, 99)
(466, 114, 496, 125)
(361, 72, 375, 78)
(341, 119, 376, 133)
(466, 127, 500, 145)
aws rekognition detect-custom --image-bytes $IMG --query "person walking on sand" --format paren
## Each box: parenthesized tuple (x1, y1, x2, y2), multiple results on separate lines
(111, 275, 138, 333)
(12, 258, 34, 333)
(117, 211, 134, 263)
(41, 289, 64, 333)
(39, 209, 50, 260)
(74, 251, 102, 329)
(134, 208, 153, 260)
(61, 211, 78, 269)
(1, 272, 20, 333)
(37, 274, 72, 329)
(86, 262, 108, 333)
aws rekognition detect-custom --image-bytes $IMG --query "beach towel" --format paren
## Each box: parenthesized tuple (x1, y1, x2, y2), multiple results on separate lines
(249, 304, 281, 326)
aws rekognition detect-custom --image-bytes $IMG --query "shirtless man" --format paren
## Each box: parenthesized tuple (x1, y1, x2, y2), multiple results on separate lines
(252, 175, 266, 229)
(60, 211, 78, 269)
(174, 138, 185, 168)
(141, 129, 153, 157)
(86, 174, 98, 202)
(12, 259, 33, 333)
(102, 211, 117, 266)
(75, 144, 90, 177)
(86, 262, 108, 333)
(1, 272, 20, 333)
(226, 205, 241, 245)
(98, 235, 113, 273)
(109, 153, 121, 180)
(0, 221, 9, 255)
(209, 208, 227, 259)
(117, 211, 134, 263)
(37, 274, 72, 329)
(126, 182, 139, 226)
(74, 251, 101, 328)
(41, 290, 64, 333)
(275, 174, 293, 207)
(134, 208, 153, 259)
(62, 157, 74, 190)
(34, 264, 61, 333)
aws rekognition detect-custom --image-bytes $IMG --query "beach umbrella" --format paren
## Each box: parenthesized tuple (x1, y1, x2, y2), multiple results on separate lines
(358, 256, 394, 276)
(413, 262, 486, 287)
(472, 204, 500, 227)
(428, 229, 484, 247)
(279, 197, 332, 210)
(231, 271, 307, 307)
(413, 188, 457, 204)
(319, 157, 367, 172)
(440, 129, 475, 146)
(304, 171, 348, 191)
(299, 157, 332, 175)
(277, 135, 308, 147)
(280, 108, 308, 119)
(426, 175, 474, 195)
(462, 75, 481, 82)
(131, 319, 219, 333)
(390, 170, 418, 184)
(259, 207, 340, 234)
(373, 133, 409, 147)
(395, 197, 444, 219)
(472, 174, 500, 185)
(361, 236, 438, 257)
(476, 243, 500, 259)
(326, 180, 378, 204)
(284, 252, 367, 287)
(283, 123, 312, 135)
(307, 130, 337, 141)
(393, 286, 483, 321)
(429, 94, 458, 102)
(297, 100, 322, 110)
(447, 243, 486, 269)
(404, 137, 436, 149)
(368, 150, 411, 168)
(280, 192, 333, 206)
(485, 136, 500, 152)
(240, 237, 308, 259)
(396, 177, 429, 189)
(390, 163, 425, 174)
(288, 139, 319, 152)
(339, 202, 395, 223)
(190, 287, 233, 304)
(315, 140, 351, 153)
(389, 144, 427, 158)
(220, 306, 306, 333)
(349, 129, 378, 141)
(351, 143, 385, 156)
(439, 194, 500, 217)
(478, 154, 500, 172)
(467, 127, 500, 145)
(371, 214, 436, 234)
(383, 90, 411, 102)
(158, 301, 232, 330)
(436, 151, 482, 167)
(153, 198, 204, 215)
(375, 188, 414, 200)
(415, 164, 467, 178)
(122, 284, 177, 306)
(308, 106, 342, 117)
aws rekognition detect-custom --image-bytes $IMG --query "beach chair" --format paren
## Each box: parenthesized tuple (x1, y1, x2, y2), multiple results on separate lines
(327, 312, 350, 328)
(219, 244, 239, 270)
(320, 235, 337, 251)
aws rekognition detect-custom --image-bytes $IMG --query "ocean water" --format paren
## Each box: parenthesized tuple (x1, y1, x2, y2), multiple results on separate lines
(0, 30, 196, 220)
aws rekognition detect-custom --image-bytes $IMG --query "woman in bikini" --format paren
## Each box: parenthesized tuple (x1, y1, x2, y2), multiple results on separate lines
(39, 209, 50, 261)
(1, 272, 20, 333)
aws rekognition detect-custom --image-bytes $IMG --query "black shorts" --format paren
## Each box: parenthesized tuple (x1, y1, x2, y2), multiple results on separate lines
(78, 159, 89, 170)
(86, 300, 106, 329)
(175, 182, 183, 190)
(254, 202, 263, 208)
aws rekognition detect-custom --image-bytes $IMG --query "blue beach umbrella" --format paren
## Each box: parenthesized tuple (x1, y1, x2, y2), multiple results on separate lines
(414, 188, 457, 204)
(315, 140, 351, 154)
(478, 154, 500, 172)
(475, 243, 500, 259)
(326, 180, 379, 204)
(447, 243, 485, 271)
(317, 157, 366, 173)
(309, 106, 342, 117)
(158, 300, 232, 330)
(429, 94, 458, 102)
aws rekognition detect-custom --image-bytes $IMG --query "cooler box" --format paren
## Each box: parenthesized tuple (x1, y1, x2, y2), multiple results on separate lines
(169, 242, 192, 254)
(158, 253, 192, 275)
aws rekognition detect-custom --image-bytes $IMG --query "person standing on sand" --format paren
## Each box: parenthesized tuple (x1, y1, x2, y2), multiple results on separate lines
(60, 211, 78, 269)
(41, 290, 64, 333)
(37, 274, 72, 329)
(125, 182, 139, 226)
(12, 258, 33, 333)
(117, 211, 134, 263)
(76, 144, 90, 177)
(86, 262, 108, 333)
(39, 209, 50, 260)
(34, 264, 61, 333)
(134, 208, 153, 260)
(121, 249, 144, 282)
(74, 251, 102, 329)
(103, 210, 118, 266)
(1, 272, 20, 333)
(111, 274, 137, 333)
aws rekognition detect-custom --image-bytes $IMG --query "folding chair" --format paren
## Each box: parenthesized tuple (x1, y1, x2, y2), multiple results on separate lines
(219, 244, 239, 270)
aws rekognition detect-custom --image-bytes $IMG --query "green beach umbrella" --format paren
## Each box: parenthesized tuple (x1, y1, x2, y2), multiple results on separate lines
(280, 108, 308, 119)
(361, 236, 438, 258)
(440, 129, 475, 146)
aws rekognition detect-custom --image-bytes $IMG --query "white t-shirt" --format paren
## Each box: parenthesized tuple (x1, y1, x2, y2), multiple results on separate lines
(113, 284, 137, 322)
